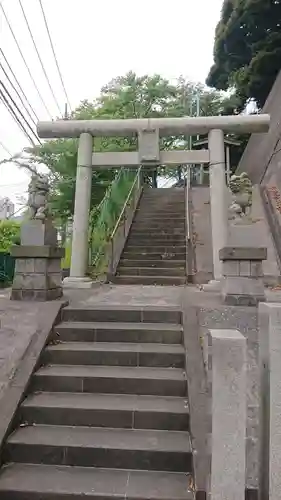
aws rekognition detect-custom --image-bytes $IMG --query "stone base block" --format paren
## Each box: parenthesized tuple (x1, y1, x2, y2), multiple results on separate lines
(11, 287, 63, 301)
(63, 276, 94, 289)
(203, 279, 222, 292)
(222, 277, 265, 306)
(11, 252, 64, 302)
(21, 219, 57, 246)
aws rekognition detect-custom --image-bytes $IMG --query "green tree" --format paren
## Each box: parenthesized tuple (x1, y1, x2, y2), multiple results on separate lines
(207, 0, 281, 108)
(0, 220, 20, 252)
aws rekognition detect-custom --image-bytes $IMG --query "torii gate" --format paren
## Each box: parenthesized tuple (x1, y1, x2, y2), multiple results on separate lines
(37, 115, 270, 287)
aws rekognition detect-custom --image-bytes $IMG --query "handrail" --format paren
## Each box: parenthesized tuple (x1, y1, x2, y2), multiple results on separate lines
(110, 166, 142, 240)
(185, 166, 196, 282)
(90, 168, 124, 221)
(185, 167, 191, 241)
(89, 166, 142, 273)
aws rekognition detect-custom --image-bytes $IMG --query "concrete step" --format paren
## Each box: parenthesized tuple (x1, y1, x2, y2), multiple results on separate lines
(62, 307, 182, 324)
(120, 259, 186, 268)
(126, 241, 186, 249)
(55, 321, 183, 344)
(32, 365, 186, 396)
(122, 250, 186, 260)
(20, 392, 189, 430)
(117, 267, 185, 278)
(136, 203, 185, 208)
(134, 212, 185, 218)
(129, 228, 185, 235)
(112, 276, 187, 286)
(5, 425, 192, 472)
(123, 245, 186, 254)
(131, 223, 185, 232)
(43, 342, 185, 368)
(128, 234, 186, 242)
(0, 463, 193, 499)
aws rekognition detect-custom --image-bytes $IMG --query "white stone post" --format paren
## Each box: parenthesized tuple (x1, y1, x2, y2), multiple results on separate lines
(208, 329, 247, 500)
(259, 303, 281, 500)
(65, 132, 93, 287)
(208, 129, 228, 282)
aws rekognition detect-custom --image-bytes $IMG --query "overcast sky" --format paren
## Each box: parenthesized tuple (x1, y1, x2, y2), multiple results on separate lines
(0, 0, 223, 207)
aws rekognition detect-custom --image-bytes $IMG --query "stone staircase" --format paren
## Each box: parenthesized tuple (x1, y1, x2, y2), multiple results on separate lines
(114, 188, 187, 285)
(0, 305, 193, 499)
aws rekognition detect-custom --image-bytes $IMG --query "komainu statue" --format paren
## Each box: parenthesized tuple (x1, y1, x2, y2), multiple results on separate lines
(27, 173, 50, 220)
(229, 172, 252, 219)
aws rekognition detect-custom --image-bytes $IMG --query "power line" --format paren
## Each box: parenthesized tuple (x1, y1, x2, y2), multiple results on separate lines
(0, 1, 53, 120)
(18, 0, 63, 116)
(0, 48, 39, 122)
(0, 86, 37, 146)
(39, 0, 72, 113)
(0, 140, 12, 157)
(0, 59, 37, 128)
(0, 80, 41, 145)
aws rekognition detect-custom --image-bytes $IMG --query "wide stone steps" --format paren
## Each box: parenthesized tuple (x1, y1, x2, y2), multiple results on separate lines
(61, 306, 182, 324)
(43, 342, 185, 367)
(5, 425, 192, 472)
(127, 237, 186, 245)
(113, 276, 187, 286)
(31, 364, 186, 396)
(55, 321, 183, 344)
(130, 222, 185, 230)
(114, 188, 187, 285)
(20, 392, 189, 430)
(122, 245, 186, 254)
(117, 267, 185, 278)
(0, 305, 193, 499)
(120, 259, 186, 268)
(122, 250, 186, 260)
(0, 463, 193, 499)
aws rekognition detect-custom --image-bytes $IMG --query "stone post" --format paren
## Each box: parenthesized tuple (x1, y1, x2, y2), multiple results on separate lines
(11, 219, 64, 301)
(258, 303, 281, 500)
(220, 246, 267, 306)
(208, 129, 228, 281)
(207, 329, 247, 500)
(64, 132, 93, 287)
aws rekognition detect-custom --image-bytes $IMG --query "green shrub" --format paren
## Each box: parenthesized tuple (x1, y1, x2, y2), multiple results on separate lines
(62, 242, 71, 268)
(0, 220, 20, 252)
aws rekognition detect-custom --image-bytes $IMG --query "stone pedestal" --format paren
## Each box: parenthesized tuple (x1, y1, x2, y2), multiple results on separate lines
(220, 247, 267, 306)
(10, 220, 64, 301)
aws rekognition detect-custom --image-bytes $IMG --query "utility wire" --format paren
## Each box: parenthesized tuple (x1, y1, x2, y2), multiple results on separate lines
(0, 48, 39, 122)
(0, 1, 53, 119)
(18, 0, 63, 116)
(0, 86, 37, 146)
(0, 80, 41, 145)
(0, 59, 37, 127)
(0, 140, 12, 157)
(39, 0, 72, 113)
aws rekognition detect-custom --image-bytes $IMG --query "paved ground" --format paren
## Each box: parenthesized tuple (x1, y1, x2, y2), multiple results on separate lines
(0, 291, 63, 405)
